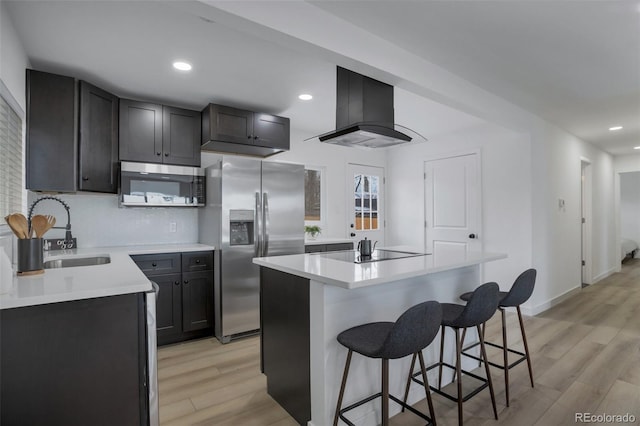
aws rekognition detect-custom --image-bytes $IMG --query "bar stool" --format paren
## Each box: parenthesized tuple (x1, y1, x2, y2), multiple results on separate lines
(459, 268, 536, 406)
(403, 282, 500, 426)
(333, 301, 442, 426)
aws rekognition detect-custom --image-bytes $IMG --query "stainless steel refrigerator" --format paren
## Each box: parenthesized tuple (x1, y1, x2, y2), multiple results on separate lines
(199, 155, 304, 343)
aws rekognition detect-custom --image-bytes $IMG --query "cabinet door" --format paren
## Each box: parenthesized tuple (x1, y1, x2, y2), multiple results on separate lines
(152, 273, 182, 342)
(78, 81, 119, 192)
(253, 113, 290, 150)
(119, 99, 162, 163)
(304, 244, 326, 253)
(26, 69, 76, 192)
(162, 106, 201, 166)
(325, 242, 354, 252)
(206, 104, 253, 144)
(182, 270, 213, 332)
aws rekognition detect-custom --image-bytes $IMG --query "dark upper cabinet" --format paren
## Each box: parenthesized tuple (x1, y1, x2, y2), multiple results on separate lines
(78, 81, 119, 193)
(26, 69, 76, 192)
(119, 99, 163, 164)
(163, 106, 201, 166)
(201, 103, 290, 157)
(253, 113, 290, 150)
(120, 100, 200, 167)
(26, 70, 120, 194)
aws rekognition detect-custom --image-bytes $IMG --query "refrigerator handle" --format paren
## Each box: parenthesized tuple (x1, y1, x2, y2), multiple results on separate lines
(255, 192, 262, 257)
(263, 192, 269, 256)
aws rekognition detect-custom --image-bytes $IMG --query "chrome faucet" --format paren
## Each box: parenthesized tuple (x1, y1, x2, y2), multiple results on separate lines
(28, 196, 74, 244)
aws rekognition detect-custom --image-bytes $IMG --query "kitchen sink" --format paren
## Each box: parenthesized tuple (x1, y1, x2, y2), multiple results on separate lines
(44, 256, 111, 269)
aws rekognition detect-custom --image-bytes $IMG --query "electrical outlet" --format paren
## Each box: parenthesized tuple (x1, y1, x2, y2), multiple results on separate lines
(169, 222, 177, 233)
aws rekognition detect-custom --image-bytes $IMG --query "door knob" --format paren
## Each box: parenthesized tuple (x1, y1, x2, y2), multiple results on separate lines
(469, 233, 476, 239)
(350, 232, 356, 237)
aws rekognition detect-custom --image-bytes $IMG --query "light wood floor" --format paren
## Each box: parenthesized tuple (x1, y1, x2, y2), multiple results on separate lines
(158, 260, 640, 425)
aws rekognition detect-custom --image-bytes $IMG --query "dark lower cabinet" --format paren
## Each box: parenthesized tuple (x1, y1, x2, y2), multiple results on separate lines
(304, 242, 354, 253)
(132, 251, 214, 345)
(0, 294, 149, 426)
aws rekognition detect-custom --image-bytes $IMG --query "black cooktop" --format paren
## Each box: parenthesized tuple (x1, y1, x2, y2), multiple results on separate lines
(312, 249, 430, 264)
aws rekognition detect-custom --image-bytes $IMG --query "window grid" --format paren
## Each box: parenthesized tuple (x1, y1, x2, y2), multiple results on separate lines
(354, 173, 379, 231)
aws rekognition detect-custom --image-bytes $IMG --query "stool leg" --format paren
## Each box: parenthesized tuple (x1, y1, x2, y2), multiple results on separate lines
(501, 307, 509, 407)
(438, 325, 445, 391)
(455, 328, 464, 426)
(517, 306, 535, 388)
(478, 325, 498, 420)
(452, 327, 467, 385)
(402, 353, 418, 410)
(418, 351, 437, 426)
(382, 358, 389, 426)
(333, 349, 353, 426)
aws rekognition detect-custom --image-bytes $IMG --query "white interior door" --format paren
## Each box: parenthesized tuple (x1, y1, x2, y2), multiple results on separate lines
(425, 153, 481, 262)
(346, 164, 385, 247)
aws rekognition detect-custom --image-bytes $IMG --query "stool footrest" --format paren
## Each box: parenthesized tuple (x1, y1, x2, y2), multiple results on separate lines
(338, 391, 435, 426)
(417, 362, 489, 403)
(461, 340, 528, 370)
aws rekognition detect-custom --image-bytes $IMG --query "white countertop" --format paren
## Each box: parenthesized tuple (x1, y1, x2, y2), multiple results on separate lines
(0, 243, 215, 310)
(304, 237, 354, 246)
(253, 248, 507, 289)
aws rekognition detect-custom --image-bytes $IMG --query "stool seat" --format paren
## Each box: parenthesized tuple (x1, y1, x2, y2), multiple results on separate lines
(405, 282, 500, 426)
(334, 301, 442, 426)
(440, 303, 465, 327)
(337, 322, 394, 358)
(458, 269, 537, 407)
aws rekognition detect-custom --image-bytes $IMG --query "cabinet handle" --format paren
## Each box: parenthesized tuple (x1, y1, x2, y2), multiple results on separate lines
(247, 135, 252, 139)
(164, 153, 169, 157)
(156, 152, 161, 156)
(195, 259, 201, 264)
(184, 280, 189, 284)
(253, 136, 258, 140)
(82, 176, 89, 181)
(152, 262, 157, 267)
(174, 281, 180, 286)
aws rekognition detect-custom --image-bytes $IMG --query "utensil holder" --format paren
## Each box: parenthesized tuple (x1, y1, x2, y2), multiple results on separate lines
(17, 238, 44, 275)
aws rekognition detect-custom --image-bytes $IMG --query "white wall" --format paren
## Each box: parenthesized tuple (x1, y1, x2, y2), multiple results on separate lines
(26, 192, 199, 248)
(255, 127, 386, 240)
(619, 172, 640, 258)
(387, 121, 533, 300)
(0, 2, 29, 110)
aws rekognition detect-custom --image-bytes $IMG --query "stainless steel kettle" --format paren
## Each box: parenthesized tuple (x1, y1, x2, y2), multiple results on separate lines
(357, 237, 377, 256)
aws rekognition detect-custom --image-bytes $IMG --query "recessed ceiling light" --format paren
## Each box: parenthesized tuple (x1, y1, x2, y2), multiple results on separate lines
(173, 61, 192, 71)
(609, 126, 623, 131)
(634, 146, 640, 150)
(298, 94, 313, 101)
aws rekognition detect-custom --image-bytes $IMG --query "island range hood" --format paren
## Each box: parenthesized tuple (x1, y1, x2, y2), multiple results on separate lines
(317, 67, 412, 148)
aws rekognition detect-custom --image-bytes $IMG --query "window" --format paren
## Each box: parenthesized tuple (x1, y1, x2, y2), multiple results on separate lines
(304, 167, 324, 223)
(0, 85, 23, 219)
(354, 173, 379, 230)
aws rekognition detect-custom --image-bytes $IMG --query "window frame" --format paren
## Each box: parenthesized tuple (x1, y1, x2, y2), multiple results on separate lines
(304, 165, 326, 229)
(0, 78, 25, 236)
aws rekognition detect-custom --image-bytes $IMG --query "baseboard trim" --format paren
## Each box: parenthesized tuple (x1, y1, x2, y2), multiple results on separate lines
(592, 267, 617, 283)
(525, 286, 582, 316)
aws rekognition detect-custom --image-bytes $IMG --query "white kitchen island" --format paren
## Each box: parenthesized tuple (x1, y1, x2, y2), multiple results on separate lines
(253, 249, 506, 426)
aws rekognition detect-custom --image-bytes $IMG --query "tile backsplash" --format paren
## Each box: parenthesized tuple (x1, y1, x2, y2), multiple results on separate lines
(26, 192, 198, 248)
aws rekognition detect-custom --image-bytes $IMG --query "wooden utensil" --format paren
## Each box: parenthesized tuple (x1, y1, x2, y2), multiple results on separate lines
(5, 214, 29, 239)
(31, 214, 56, 238)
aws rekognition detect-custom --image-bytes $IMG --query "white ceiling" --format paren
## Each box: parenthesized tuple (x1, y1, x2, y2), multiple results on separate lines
(4, 0, 639, 155)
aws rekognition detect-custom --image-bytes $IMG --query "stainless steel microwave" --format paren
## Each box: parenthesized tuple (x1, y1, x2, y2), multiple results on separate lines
(119, 162, 205, 207)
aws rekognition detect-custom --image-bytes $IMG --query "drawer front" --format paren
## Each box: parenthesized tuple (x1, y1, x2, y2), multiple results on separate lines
(304, 244, 326, 253)
(325, 242, 353, 252)
(131, 253, 181, 275)
(182, 251, 214, 272)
